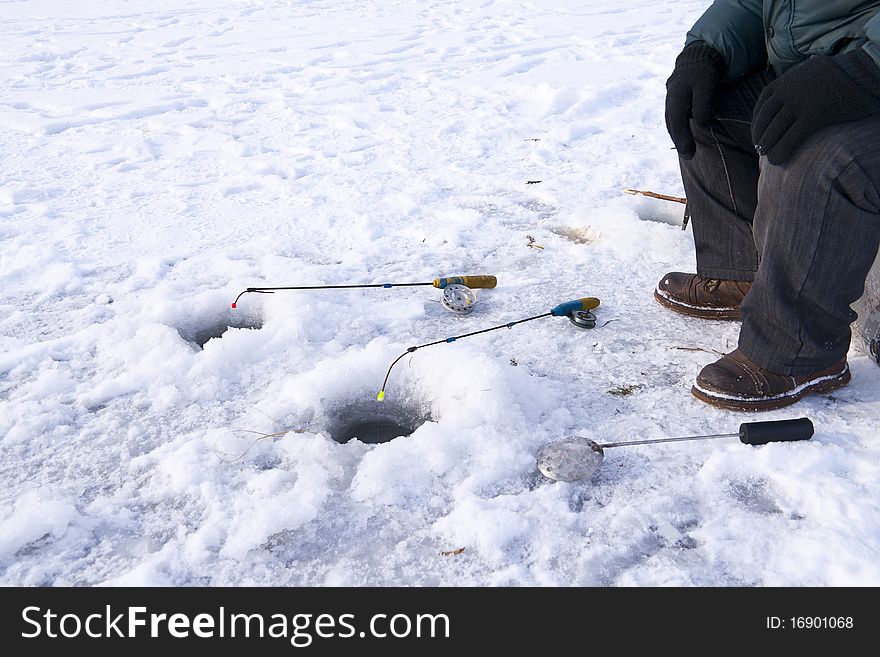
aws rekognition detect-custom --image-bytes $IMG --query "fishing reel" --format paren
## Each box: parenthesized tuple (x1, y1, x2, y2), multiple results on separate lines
(568, 309, 597, 329)
(550, 298, 600, 330)
(441, 284, 477, 315)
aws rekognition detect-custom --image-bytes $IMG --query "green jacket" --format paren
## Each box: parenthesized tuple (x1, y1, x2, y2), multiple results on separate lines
(685, 0, 880, 79)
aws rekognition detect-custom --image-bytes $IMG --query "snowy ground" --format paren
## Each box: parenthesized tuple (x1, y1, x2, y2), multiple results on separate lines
(2, 0, 879, 586)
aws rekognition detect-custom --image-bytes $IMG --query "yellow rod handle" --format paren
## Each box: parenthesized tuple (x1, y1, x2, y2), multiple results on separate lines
(432, 275, 498, 289)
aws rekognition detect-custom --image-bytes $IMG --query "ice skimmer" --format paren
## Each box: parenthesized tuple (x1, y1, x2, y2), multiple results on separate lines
(537, 418, 815, 482)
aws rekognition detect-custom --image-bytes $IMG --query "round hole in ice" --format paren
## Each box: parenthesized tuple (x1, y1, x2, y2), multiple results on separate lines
(328, 400, 429, 445)
(176, 309, 263, 349)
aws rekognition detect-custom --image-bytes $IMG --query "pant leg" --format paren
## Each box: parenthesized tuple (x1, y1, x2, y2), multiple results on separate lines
(679, 68, 774, 281)
(739, 115, 880, 375)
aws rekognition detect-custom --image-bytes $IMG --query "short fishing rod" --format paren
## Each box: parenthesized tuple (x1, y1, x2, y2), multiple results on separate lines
(376, 297, 600, 401)
(231, 274, 497, 308)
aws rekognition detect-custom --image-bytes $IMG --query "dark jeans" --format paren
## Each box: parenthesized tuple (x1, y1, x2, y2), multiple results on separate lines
(680, 69, 880, 375)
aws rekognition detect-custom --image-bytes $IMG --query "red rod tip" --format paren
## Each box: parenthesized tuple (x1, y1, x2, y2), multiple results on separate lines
(230, 302, 237, 309)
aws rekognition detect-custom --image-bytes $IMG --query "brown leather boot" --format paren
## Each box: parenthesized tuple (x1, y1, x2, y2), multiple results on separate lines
(692, 348, 850, 411)
(654, 272, 751, 320)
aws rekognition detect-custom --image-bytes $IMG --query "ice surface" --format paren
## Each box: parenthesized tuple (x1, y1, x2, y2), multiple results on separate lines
(1, 0, 878, 586)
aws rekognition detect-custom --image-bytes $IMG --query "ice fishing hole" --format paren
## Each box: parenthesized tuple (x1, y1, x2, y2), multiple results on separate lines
(328, 401, 430, 445)
(178, 311, 263, 349)
(633, 203, 685, 227)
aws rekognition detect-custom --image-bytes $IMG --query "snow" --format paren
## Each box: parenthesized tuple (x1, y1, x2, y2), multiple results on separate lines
(1, 0, 879, 587)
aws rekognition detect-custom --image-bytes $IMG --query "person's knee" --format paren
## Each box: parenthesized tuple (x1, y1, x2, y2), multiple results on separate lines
(762, 118, 880, 196)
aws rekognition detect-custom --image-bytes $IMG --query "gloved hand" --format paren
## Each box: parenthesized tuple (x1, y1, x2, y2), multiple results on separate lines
(665, 42, 727, 159)
(752, 49, 880, 165)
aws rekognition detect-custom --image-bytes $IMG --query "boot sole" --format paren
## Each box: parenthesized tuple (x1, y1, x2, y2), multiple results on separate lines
(691, 364, 851, 412)
(653, 288, 742, 321)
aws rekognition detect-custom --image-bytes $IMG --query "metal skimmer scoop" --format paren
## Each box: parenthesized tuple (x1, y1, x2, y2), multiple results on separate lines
(536, 418, 815, 482)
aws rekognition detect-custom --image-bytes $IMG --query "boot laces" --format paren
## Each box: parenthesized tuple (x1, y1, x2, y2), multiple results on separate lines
(703, 278, 721, 293)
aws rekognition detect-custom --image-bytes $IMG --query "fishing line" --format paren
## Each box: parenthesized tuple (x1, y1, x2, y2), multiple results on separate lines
(213, 427, 308, 463)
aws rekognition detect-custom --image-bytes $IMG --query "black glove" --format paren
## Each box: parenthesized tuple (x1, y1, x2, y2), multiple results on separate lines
(752, 49, 880, 165)
(665, 42, 726, 159)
